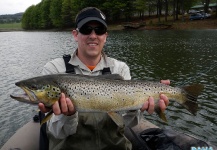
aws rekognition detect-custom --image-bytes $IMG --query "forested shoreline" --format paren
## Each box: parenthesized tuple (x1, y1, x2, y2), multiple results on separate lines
(21, 0, 205, 30)
(0, 0, 216, 30)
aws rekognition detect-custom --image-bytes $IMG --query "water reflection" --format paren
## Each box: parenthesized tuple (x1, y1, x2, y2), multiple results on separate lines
(0, 30, 216, 147)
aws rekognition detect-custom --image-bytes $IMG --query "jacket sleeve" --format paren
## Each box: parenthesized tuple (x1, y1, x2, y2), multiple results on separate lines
(42, 61, 79, 139)
(47, 113, 78, 139)
(110, 58, 131, 80)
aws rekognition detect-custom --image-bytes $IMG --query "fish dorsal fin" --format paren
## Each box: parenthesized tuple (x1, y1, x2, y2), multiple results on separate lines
(97, 74, 124, 80)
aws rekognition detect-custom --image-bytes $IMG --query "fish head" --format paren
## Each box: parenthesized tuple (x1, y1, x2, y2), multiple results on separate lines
(11, 75, 61, 107)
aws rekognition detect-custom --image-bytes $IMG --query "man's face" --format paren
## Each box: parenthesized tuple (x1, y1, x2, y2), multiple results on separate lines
(73, 21, 108, 58)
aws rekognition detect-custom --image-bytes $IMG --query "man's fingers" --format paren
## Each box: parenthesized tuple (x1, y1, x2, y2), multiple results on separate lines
(160, 94, 169, 106)
(147, 97, 155, 114)
(38, 103, 50, 113)
(141, 101, 149, 112)
(39, 93, 76, 116)
(141, 97, 155, 114)
(66, 98, 76, 115)
(52, 101, 61, 115)
(160, 79, 170, 85)
(60, 93, 69, 115)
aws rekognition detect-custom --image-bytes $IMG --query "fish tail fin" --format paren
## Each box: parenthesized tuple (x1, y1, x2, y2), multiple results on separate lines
(41, 110, 53, 125)
(181, 84, 204, 115)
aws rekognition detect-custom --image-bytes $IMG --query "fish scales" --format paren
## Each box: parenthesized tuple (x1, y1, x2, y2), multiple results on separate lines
(54, 76, 181, 112)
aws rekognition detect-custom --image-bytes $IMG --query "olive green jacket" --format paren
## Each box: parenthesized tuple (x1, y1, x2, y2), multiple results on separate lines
(47, 113, 134, 150)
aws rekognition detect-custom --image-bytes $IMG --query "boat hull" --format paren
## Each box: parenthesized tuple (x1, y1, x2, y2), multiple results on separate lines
(2, 118, 215, 150)
(1, 118, 157, 150)
(1, 121, 40, 150)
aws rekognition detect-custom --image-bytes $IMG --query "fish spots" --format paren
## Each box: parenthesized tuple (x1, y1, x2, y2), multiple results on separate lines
(41, 85, 50, 90)
(51, 77, 183, 112)
(40, 85, 61, 99)
(42, 85, 49, 90)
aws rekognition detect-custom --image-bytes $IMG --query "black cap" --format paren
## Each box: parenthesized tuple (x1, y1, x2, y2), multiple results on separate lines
(75, 7, 107, 29)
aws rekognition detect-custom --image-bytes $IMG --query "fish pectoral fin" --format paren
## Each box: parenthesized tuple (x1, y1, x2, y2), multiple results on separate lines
(41, 110, 53, 125)
(108, 112, 125, 128)
(155, 106, 167, 123)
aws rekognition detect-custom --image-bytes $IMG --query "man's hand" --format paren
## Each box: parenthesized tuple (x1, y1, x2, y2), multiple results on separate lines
(140, 80, 170, 114)
(38, 93, 76, 116)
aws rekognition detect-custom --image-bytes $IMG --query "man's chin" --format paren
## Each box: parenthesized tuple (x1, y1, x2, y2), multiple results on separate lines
(87, 51, 101, 57)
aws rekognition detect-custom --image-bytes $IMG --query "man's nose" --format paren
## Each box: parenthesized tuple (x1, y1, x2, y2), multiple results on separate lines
(89, 30, 97, 37)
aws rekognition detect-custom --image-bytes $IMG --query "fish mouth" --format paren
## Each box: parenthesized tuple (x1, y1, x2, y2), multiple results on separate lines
(10, 86, 39, 105)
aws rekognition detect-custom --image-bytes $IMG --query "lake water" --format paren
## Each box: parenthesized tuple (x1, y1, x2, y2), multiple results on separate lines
(0, 30, 217, 148)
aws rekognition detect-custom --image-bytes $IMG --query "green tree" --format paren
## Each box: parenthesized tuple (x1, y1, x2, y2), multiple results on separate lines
(102, 0, 127, 21)
(157, 0, 162, 22)
(50, 0, 63, 28)
(41, 0, 52, 29)
(146, 0, 157, 16)
(31, 3, 41, 29)
(62, 0, 74, 28)
(134, 0, 147, 19)
(123, 0, 135, 21)
(22, 5, 35, 29)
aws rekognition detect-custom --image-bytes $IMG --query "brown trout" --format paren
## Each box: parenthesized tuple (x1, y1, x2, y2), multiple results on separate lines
(10, 74, 203, 125)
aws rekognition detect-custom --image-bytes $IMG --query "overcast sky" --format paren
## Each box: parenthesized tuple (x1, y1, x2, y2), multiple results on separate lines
(0, 0, 41, 15)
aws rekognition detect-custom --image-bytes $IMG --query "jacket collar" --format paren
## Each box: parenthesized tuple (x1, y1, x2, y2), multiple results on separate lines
(68, 50, 114, 72)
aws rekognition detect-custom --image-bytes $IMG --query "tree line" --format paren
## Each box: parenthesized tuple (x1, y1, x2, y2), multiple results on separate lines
(21, 0, 210, 30)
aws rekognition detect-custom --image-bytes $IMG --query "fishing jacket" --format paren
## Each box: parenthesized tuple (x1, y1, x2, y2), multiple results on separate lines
(42, 50, 140, 150)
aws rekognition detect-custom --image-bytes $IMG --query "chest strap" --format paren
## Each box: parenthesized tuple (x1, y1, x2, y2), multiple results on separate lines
(63, 54, 111, 75)
(63, 54, 75, 74)
(102, 67, 111, 75)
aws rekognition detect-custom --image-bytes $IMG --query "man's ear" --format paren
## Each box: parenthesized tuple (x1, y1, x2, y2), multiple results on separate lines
(72, 30, 78, 42)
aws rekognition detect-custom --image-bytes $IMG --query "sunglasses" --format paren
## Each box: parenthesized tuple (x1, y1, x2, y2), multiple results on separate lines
(77, 25, 107, 35)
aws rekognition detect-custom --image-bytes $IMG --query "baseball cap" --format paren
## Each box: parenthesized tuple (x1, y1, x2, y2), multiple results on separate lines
(75, 7, 107, 29)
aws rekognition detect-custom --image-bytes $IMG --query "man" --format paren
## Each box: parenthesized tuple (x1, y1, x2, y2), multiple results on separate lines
(39, 7, 169, 150)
